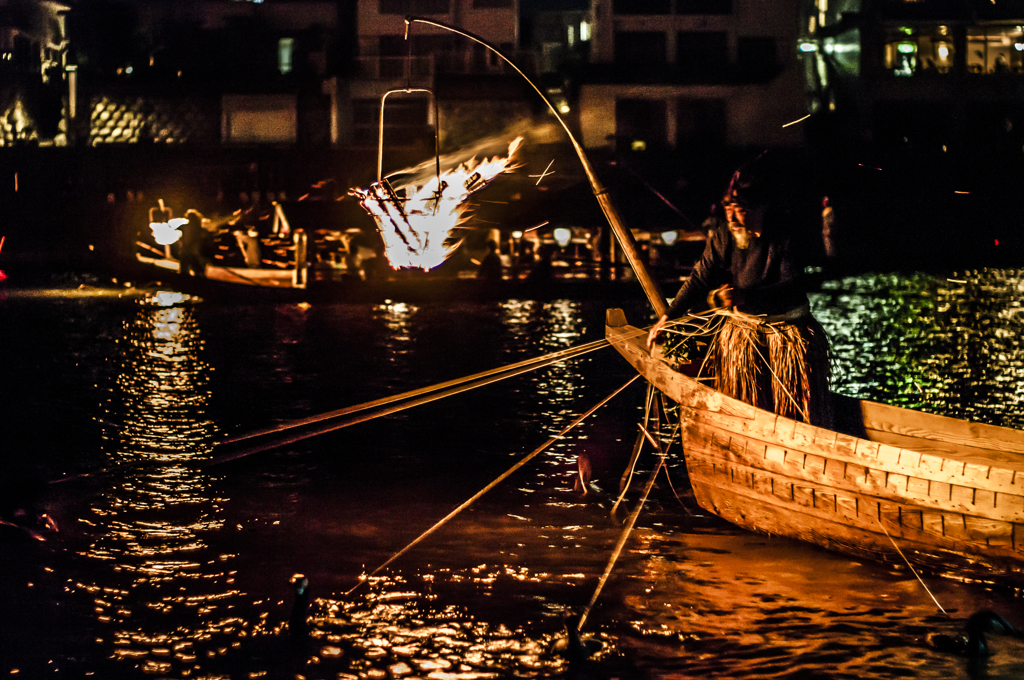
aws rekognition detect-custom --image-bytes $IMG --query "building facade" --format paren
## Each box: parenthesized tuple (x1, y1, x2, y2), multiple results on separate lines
(800, 0, 1024, 158)
(344, 0, 534, 154)
(575, 0, 808, 152)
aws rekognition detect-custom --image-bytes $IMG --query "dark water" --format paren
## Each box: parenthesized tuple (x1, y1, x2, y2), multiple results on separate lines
(2, 270, 1024, 679)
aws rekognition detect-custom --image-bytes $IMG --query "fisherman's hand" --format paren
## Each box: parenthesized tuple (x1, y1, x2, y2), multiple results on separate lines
(707, 285, 733, 309)
(647, 315, 669, 351)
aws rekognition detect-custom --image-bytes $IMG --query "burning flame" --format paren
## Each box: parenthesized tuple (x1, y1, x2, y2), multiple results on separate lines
(353, 137, 522, 271)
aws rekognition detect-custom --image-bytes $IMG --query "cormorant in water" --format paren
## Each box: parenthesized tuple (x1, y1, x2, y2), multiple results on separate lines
(550, 614, 603, 661)
(927, 610, 1021, 657)
(289, 573, 310, 638)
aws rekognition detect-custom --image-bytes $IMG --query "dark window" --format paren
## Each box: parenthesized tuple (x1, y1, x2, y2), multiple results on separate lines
(379, 0, 450, 15)
(676, 0, 732, 15)
(383, 97, 430, 126)
(676, 31, 728, 75)
(615, 31, 667, 66)
(379, 35, 406, 57)
(472, 43, 488, 70)
(615, 98, 667, 151)
(676, 98, 726, 147)
(378, 35, 407, 78)
(355, 97, 429, 127)
(411, 34, 460, 72)
(353, 99, 380, 128)
(357, 96, 432, 146)
(473, 0, 513, 7)
(737, 36, 777, 78)
(613, 0, 670, 14)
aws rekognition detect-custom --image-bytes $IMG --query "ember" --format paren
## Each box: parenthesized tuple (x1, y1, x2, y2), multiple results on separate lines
(352, 137, 522, 271)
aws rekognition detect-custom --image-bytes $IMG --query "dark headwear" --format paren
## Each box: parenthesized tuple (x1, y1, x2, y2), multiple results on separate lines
(722, 153, 773, 208)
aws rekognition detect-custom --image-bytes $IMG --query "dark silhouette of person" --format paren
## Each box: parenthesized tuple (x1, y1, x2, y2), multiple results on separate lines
(234, 227, 262, 268)
(477, 239, 503, 280)
(178, 210, 209, 277)
(527, 243, 555, 283)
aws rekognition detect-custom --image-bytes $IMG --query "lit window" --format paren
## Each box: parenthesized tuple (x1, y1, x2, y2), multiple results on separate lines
(967, 25, 1023, 74)
(580, 21, 590, 42)
(278, 38, 294, 75)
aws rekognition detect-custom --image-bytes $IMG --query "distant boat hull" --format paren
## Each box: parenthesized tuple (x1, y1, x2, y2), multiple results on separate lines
(606, 308, 1024, 587)
(135, 252, 301, 288)
(132, 251, 687, 304)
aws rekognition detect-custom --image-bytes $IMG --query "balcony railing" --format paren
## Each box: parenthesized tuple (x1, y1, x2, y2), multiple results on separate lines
(354, 56, 435, 83)
(355, 50, 541, 82)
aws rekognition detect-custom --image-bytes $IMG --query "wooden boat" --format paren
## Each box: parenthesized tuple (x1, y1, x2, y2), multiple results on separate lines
(135, 248, 305, 289)
(135, 200, 311, 290)
(605, 308, 1024, 588)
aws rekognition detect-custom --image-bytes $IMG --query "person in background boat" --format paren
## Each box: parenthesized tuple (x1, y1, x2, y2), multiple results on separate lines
(178, 209, 209, 277)
(477, 239, 503, 281)
(234, 226, 262, 268)
(646, 153, 833, 428)
(526, 243, 555, 283)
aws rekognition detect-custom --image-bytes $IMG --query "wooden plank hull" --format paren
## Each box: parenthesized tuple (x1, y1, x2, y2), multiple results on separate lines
(605, 309, 1024, 587)
(136, 253, 300, 288)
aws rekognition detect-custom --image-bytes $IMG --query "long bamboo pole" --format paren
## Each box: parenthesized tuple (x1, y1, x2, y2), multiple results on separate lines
(405, 16, 669, 318)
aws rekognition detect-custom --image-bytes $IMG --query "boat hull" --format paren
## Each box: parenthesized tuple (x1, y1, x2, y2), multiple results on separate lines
(606, 308, 1024, 587)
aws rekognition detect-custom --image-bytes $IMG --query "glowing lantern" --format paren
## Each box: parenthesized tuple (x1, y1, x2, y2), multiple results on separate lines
(150, 217, 187, 246)
(661, 230, 679, 245)
(553, 227, 572, 247)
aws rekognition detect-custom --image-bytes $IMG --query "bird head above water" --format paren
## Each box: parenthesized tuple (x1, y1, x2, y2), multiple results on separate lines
(289, 573, 310, 637)
(549, 614, 603, 661)
(928, 610, 1021, 657)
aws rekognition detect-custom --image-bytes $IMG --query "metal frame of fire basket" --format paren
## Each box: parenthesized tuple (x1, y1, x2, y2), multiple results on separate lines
(404, 16, 668, 317)
(377, 87, 442, 190)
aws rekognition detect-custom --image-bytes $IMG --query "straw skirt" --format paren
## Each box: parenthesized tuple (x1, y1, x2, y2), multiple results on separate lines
(711, 313, 833, 428)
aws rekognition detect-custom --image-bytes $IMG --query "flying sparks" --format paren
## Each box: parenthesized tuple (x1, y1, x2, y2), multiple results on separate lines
(352, 137, 523, 271)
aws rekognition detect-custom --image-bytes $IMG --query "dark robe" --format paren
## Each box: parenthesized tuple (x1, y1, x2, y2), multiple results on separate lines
(665, 216, 809, 319)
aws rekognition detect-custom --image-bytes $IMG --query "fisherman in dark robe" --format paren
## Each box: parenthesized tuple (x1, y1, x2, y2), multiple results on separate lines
(647, 154, 833, 427)
(178, 210, 209, 277)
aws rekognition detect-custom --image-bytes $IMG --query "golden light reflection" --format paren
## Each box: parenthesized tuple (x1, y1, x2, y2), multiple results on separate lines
(70, 292, 244, 677)
(279, 580, 595, 678)
(376, 300, 417, 362)
(499, 300, 591, 477)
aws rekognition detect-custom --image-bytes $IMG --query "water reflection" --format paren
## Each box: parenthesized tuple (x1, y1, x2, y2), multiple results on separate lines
(813, 269, 1024, 428)
(12, 279, 1024, 679)
(500, 300, 599, 484)
(377, 300, 415, 350)
(73, 291, 234, 675)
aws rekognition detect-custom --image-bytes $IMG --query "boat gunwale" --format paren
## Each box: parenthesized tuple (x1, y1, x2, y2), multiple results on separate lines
(605, 310, 1024, 474)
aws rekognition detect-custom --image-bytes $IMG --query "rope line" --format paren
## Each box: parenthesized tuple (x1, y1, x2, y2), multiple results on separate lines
(873, 513, 951, 619)
(578, 455, 664, 631)
(222, 338, 611, 446)
(345, 375, 642, 596)
(611, 383, 656, 515)
(204, 339, 612, 468)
